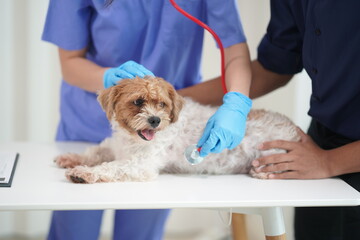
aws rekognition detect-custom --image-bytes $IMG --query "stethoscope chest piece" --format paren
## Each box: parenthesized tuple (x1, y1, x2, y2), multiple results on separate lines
(184, 144, 204, 165)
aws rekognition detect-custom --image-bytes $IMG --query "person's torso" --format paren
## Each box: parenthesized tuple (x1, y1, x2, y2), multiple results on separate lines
(87, 0, 206, 89)
(289, 0, 360, 140)
(55, 0, 245, 142)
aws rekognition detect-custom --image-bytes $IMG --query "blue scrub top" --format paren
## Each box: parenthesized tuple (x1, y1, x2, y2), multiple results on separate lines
(258, 0, 360, 140)
(42, 0, 246, 143)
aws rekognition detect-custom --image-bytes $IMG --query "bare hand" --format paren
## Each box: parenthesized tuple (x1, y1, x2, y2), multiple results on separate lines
(251, 128, 331, 179)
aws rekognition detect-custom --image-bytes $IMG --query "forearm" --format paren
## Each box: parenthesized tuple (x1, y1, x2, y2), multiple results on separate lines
(249, 60, 293, 99)
(224, 43, 251, 95)
(178, 59, 294, 105)
(59, 48, 107, 93)
(327, 141, 360, 177)
(177, 77, 223, 106)
(178, 43, 251, 105)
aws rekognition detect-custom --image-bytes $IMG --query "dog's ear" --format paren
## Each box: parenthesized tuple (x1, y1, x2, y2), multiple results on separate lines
(97, 86, 123, 120)
(167, 83, 184, 123)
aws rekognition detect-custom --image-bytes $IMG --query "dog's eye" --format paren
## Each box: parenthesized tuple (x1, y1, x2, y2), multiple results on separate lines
(159, 102, 166, 108)
(133, 98, 144, 106)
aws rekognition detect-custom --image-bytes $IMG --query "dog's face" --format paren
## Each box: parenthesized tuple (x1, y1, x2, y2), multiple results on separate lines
(98, 76, 184, 141)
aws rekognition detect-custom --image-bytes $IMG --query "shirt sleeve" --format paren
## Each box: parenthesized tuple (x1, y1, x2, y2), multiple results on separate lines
(206, 0, 246, 48)
(257, 0, 303, 74)
(42, 0, 93, 50)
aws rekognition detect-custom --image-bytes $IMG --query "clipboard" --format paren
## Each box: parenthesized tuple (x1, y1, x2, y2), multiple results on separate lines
(0, 152, 19, 187)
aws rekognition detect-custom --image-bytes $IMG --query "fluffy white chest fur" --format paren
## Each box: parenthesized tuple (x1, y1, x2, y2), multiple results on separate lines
(56, 77, 299, 183)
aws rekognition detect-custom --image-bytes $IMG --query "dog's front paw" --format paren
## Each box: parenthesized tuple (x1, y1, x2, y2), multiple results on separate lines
(55, 153, 83, 168)
(65, 166, 98, 184)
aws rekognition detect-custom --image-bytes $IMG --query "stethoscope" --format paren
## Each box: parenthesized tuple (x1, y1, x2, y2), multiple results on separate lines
(169, 0, 228, 164)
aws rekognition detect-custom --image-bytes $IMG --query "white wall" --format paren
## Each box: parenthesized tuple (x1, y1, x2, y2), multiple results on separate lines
(0, 1, 60, 238)
(0, 0, 61, 143)
(0, 0, 311, 239)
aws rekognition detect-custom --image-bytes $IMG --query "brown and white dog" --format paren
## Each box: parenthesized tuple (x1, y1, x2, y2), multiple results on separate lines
(55, 76, 300, 183)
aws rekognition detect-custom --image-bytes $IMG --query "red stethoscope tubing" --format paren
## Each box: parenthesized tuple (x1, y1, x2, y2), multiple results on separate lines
(169, 0, 228, 153)
(169, 0, 227, 95)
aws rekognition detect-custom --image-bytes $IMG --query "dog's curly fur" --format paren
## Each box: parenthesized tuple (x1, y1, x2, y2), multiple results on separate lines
(55, 76, 300, 183)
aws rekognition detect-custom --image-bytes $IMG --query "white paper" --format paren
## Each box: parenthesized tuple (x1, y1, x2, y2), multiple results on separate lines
(0, 151, 17, 184)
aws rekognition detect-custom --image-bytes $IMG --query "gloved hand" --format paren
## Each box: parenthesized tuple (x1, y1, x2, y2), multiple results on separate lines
(103, 60, 155, 89)
(197, 92, 252, 157)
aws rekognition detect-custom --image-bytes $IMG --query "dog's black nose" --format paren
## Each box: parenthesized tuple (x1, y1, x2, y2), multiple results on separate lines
(148, 116, 161, 128)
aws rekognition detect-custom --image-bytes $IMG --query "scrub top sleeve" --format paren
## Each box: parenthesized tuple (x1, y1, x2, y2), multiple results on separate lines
(42, 0, 93, 50)
(257, 0, 303, 75)
(206, 0, 246, 48)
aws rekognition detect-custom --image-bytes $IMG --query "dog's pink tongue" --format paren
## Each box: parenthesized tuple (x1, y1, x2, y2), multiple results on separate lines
(141, 129, 155, 141)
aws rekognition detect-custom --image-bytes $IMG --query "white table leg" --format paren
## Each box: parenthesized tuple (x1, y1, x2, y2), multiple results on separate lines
(261, 207, 286, 240)
(218, 206, 286, 240)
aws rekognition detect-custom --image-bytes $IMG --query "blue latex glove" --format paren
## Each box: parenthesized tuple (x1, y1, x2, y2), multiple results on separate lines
(103, 60, 155, 88)
(197, 92, 252, 157)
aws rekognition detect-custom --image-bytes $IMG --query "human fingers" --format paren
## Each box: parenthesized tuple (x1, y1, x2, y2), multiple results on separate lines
(252, 153, 291, 167)
(105, 75, 121, 88)
(119, 65, 146, 78)
(199, 131, 219, 157)
(114, 69, 135, 79)
(197, 120, 214, 147)
(268, 171, 299, 179)
(229, 131, 244, 150)
(121, 61, 154, 77)
(254, 161, 294, 174)
(210, 134, 227, 153)
(259, 140, 297, 151)
(135, 64, 155, 76)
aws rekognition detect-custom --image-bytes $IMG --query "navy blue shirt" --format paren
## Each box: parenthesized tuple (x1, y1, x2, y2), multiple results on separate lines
(258, 0, 360, 140)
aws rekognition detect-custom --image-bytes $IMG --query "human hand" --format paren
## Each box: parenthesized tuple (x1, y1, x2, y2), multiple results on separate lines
(103, 60, 154, 88)
(197, 92, 252, 157)
(251, 128, 331, 179)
